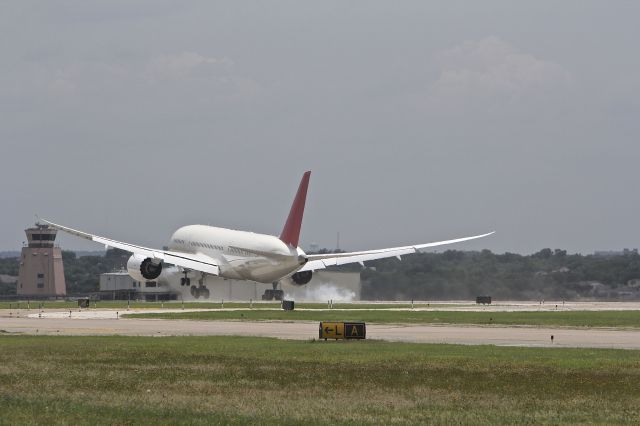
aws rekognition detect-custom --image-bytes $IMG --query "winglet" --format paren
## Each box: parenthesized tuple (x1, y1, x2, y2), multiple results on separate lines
(279, 171, 311, 247)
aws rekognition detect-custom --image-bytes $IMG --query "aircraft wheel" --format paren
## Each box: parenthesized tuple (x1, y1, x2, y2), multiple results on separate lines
(190, 285, 199, 298)
(200, 288, 210, 299)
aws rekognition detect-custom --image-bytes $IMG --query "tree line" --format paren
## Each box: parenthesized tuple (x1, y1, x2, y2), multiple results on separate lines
(2, 248, 640, 299)
(360, 249, 640, 300)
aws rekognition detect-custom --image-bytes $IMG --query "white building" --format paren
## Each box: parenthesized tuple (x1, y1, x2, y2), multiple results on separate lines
(99, 271, 173, 301)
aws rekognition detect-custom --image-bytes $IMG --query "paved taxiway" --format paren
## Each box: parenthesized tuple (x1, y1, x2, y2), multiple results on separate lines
(2, 307, 640, 349)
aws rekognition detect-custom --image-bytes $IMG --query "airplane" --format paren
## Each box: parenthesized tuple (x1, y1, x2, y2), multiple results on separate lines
(41, 171, 494, 299)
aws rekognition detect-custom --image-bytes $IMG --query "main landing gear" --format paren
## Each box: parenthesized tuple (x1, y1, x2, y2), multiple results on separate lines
(181, 270, 210, 299)
(190, 285, 210, 299)
(262, 282, 284, 301)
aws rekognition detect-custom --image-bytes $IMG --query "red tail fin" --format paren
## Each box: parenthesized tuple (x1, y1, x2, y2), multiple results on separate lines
(280, 171, 311, 247)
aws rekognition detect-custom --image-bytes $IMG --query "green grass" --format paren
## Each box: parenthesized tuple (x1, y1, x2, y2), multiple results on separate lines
(0, 336, 639, 425)
(127, 309, 640, 328)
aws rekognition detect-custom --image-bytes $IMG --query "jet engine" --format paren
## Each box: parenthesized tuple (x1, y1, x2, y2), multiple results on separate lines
(290, 270, 312, 285)
(127, 254, 163, 282)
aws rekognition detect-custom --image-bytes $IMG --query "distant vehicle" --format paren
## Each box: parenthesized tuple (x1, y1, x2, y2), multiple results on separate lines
(476, 296, 492, 305)
(42, 172, 493, 298)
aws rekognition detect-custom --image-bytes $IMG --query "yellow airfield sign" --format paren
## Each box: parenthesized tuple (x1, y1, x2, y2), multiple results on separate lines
(319, 322, 366, 340)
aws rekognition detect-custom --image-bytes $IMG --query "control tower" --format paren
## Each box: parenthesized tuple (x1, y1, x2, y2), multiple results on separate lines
(17, 224, 66, 297)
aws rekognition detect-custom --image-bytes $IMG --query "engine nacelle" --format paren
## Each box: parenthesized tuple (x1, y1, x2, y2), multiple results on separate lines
(127, 254, 163, 282)
(290, 270, 312, 285)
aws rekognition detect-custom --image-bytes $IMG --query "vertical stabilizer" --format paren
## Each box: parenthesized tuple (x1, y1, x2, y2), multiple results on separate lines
(280, 171, 311, 247)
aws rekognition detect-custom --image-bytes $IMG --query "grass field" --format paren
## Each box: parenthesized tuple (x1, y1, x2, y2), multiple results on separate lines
(1, 336, 639, 425)
(127, 309, 640, 328)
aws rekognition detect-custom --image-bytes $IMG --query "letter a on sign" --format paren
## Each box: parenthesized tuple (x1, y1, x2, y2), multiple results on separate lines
(344, 322, 365, 339)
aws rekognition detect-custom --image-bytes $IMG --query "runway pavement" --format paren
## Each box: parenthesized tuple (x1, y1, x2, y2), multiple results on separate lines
(2, 309, 640, 349)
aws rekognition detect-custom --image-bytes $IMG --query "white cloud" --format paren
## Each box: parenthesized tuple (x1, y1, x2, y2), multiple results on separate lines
(45, 62, 129, 96)
(145, 51, 234, 82)
(47, 76, 77, 96)
(2, 50, 260, 110)
(430, 36, 573, 107)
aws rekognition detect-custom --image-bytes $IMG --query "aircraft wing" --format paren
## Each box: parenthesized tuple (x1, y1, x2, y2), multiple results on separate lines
(299, 231, 494, 272)
(40, 219, 219, 275)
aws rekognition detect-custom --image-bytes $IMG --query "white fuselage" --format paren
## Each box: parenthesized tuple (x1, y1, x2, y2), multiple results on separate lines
(167, 225, 306, 283)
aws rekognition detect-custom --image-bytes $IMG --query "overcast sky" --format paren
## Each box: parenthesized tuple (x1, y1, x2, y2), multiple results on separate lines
(1, 1, 639, 254)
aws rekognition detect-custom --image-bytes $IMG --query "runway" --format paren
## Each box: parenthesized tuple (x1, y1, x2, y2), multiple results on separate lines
(2, 312, 640, 349)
